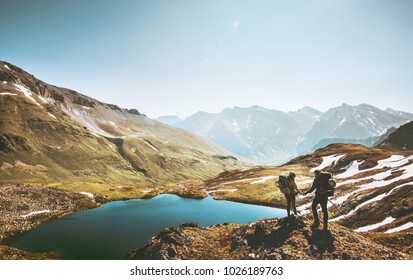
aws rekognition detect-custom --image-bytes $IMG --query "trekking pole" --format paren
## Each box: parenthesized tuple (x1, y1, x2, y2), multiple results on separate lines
(327, 198, 347, 218)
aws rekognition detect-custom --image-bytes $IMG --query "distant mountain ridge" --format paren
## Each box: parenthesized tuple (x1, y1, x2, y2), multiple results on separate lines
(297, 103, 410, 153)
(154, 115, 183, 126)
(158, 104, 413, 165)
(378, 121, 413, 150)
(172, 105, 323, 165)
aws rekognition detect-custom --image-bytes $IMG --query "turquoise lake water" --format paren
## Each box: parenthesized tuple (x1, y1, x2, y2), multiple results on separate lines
(6, 194, 286, 259)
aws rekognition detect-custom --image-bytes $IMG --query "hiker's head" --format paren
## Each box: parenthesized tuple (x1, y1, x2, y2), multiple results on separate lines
(288, 172, 296, 179)
(314, 170, 321, 177)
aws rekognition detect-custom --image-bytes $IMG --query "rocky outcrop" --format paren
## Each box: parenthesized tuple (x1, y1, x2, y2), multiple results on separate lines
(0, 183, 98, 243)
(125, 216, 408, 260)
(378, 121, 413, 150)
(126, 222, 199, 260)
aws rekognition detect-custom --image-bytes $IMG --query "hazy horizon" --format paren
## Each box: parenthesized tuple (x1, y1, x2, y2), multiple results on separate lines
(1, 0, 413, 119)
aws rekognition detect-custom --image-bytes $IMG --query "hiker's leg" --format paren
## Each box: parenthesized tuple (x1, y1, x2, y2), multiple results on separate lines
(320, 196, 329, 230)
(285, 195, 291, 217)
(311, 197, 320, 225)
(291, 195, 297, 215)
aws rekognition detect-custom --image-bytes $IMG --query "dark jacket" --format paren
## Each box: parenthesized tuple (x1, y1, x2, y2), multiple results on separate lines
(306, 176, 323, 195)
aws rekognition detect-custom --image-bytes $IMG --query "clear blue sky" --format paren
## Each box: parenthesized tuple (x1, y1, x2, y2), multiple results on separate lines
(1, 0, 412, 118)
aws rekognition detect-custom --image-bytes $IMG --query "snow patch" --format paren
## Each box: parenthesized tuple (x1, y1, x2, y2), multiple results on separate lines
(3, 81, 7, 84)
(370, 155, 407, 170)
(4, 64, 11, 71)
(48, 112, 57, 120)
(0, 92, 17, 96)
(232, 119, 240, 132)
(60, 106, 111, 137)
(297, 179, 313, 186)
(37, 95, 50, 104)
(354, 217, 395, 232)
(357, 183, 410, 209)
(360, 160, 413, 191)
(358, 121, 368, 129)
(222, 177, 262, 185)
(142, 139, 158, 152)
(251, 176, 277, 184)
(208, 188, 238, 194)
(79, 192, 94, 199)
(297, 202, 311, 215)
(14, 84, 42, 108)
(310, 154, 345, 172)
(332, 191, 354, 205)
(336, 160, 364, 178)
(328, 171, 411, 221)
(295, 136, 304, 147)
(22, 210, 50, 218)
(331, 156, 413, 206)
(329, 209, 356, 222)
(385, 222, 413, 233)
(339, 117, 346, 126)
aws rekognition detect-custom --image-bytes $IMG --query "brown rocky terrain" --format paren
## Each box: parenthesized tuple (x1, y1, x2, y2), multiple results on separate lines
(0, 183, 97, 259)
(126, 216, 408, 260)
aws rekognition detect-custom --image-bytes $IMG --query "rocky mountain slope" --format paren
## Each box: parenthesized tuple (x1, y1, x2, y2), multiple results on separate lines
(377, 121, 413, 151)
(0, 61, 249, 200)
(126, 216, 407, 260)
(158, 104, 412, 165)
(0, 182, 98, 260)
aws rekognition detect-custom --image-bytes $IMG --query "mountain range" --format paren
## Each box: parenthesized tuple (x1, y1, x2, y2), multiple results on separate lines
(0, 61, 411, 260)
(157, 104, 413, 165)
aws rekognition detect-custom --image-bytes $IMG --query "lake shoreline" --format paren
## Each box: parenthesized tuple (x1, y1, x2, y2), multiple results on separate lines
(0, 182, 287, 259)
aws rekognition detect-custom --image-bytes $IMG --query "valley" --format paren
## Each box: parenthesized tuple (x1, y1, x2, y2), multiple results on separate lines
(1, 61, 412, 260)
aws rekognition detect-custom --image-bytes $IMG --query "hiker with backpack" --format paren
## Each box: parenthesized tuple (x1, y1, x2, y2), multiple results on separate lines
(275, 172, 302, 218)
(304, 170, 335, 231)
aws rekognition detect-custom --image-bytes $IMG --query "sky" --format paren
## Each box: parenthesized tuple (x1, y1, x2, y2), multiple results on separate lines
(1, 0, 413, 118)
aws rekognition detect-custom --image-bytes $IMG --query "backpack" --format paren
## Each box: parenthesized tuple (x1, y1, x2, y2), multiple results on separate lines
(318, 172, 336, 197)
(275, 174, 293, 195)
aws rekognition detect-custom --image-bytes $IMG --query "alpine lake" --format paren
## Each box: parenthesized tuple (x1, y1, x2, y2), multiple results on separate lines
(5, 194, 286, 259)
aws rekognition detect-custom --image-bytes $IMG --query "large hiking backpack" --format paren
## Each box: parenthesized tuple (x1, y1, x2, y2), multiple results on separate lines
(318, 172, 336, 197)
(275, 174, 293, 195)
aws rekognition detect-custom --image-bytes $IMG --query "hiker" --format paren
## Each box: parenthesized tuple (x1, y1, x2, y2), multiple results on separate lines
(305, 170, 329, 231)
(276, 172, 301, 218)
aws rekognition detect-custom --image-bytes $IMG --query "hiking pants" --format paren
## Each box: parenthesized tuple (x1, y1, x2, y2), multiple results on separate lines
(285, 194, 297, 217)
(311, 194, 328, 229)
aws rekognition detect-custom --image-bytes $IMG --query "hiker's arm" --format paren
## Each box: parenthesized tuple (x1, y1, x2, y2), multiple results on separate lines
(291, 180, 301, 194)
(305, 178, 318, 194)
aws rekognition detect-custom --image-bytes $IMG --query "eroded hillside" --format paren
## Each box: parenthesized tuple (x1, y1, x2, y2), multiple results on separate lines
(0, 61, 250, 200)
